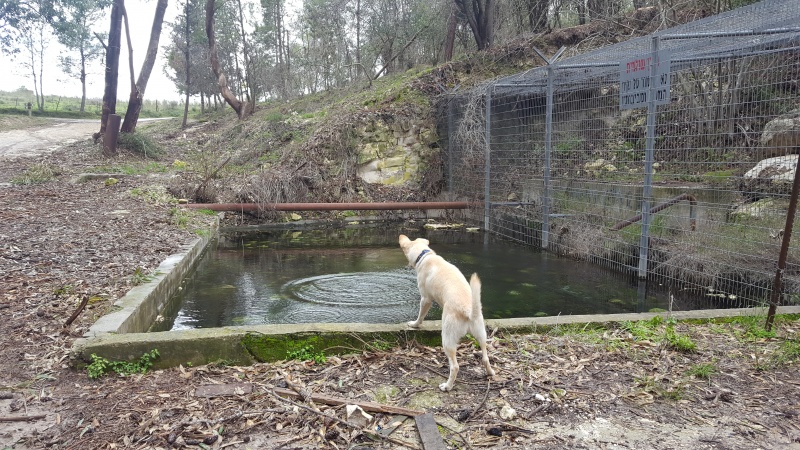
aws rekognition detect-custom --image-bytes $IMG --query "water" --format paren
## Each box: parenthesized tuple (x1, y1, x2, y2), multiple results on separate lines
(156, 223, 672, 331)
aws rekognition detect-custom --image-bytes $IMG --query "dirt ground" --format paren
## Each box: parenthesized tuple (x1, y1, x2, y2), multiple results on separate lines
(1, 118, 800, 450)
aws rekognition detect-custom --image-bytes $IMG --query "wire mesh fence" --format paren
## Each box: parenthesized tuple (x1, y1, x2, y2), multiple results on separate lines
(443, 0, 800, 312)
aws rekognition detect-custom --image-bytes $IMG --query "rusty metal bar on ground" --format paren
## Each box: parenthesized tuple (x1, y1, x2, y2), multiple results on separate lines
(610, 193, 697, 231)
(182, 202, 475, 212)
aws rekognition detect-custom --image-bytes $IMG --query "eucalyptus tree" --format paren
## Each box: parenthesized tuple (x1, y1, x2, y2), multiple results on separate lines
(0, 0, 63, 55)
(52, 0, 109, 112)
(293, 0, 351, 93)
(21, 12, 48, 111)
(205, 0, 252, 118)
(166, 0, 214, 104)
(97, 0, 122, 148)
(255, 0, 289, 98)
(120, 0, 169, 132)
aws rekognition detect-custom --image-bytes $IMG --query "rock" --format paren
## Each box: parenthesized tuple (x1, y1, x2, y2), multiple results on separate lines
(345, 405, 373, 428)
(499, 405, 517, 420)
(761, 108, 800, 158)
(731, 197, 790, 220)
(354, 118, 434, 187)
(740, 154, 797, 198)
(584, 158, 617, 176)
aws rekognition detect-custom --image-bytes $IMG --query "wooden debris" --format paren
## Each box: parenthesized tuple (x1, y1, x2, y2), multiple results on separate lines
(63, 294, 89, 328)
(0, 414, 47, 422)
(272, 386, 425, 417)
(415, 413, 447, 450)
(194, 383, 254, 397)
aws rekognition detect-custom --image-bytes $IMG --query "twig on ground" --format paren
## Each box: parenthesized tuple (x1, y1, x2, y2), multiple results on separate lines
(63, 294, 89, 327)
(0, 414, 47, 422)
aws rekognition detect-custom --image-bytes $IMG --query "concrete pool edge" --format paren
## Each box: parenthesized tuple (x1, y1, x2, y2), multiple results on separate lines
(71, 217, 219, 365)
(73, 308, 800, 370)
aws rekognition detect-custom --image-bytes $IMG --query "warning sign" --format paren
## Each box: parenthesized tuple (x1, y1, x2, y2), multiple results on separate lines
(619, 52, 671, 110)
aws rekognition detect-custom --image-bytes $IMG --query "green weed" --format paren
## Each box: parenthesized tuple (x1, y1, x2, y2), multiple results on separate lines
(129, 185, 177, 205)
(130, 267, 157, 286)
(87, 349, 159, 379)
(170, 207, 190, 228)
(287, 344, 326, 365)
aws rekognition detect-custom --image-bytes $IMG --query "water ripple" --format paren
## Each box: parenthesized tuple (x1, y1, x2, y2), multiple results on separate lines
(282, 271, 418, 306)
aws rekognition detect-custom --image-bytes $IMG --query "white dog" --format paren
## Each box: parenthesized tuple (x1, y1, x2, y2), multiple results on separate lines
(399, 234, 495, 391)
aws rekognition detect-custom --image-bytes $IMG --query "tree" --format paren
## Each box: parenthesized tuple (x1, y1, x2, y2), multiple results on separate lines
(53, 0, 108, 112)
(181, 0, 190, 127)
(453, 0, 494, 50)
(120, 0, 168, 132)
(0, 0, 62, 54)
(205, 0, 252, 118)
(255, 0, 289, 97)
(165, 0, 216, 107)
(96, 0, 122, 150)
(21, 16, 47, 111)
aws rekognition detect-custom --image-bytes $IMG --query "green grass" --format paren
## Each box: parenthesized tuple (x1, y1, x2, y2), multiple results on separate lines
(118, 131, 164, 158)
(10, 162, 62, 185)
(686, 363, 717, 379)
(1, 90, 189, 119)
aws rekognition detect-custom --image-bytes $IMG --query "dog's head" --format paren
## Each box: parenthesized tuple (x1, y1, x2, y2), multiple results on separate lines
(399, 234, 432, 267)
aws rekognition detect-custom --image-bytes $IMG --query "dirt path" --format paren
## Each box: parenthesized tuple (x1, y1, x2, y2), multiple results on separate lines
(0, 119, 99, 160)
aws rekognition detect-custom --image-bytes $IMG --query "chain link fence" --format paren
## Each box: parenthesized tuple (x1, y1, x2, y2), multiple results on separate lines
(442, 0, 800, 311)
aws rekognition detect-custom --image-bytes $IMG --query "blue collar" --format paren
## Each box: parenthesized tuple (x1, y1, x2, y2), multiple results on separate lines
(415, 249, 431, 266)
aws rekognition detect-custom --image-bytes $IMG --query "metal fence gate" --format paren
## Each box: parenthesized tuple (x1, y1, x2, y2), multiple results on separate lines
(443, 0, 800, 310)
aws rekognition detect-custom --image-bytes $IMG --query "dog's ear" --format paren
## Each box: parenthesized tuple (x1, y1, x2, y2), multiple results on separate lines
(420, 238, 430, 246)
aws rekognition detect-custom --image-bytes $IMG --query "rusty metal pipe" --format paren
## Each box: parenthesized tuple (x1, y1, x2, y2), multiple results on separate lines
(610, 193, 697, 231)
(182, 202, 473, 212)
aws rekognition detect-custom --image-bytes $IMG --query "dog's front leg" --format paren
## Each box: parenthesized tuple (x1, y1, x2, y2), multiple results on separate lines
(407, 296, 432, 328)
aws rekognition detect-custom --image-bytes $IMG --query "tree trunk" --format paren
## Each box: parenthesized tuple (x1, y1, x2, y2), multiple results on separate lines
(181, 0, 190, 129)
(235, 0, 255, 107)
(36, 24, 45, 112)
(79, 45, 87, 112)
(205, 0, 251, 119)
(454, 0, 494, 51)
(97, 0, 123, 149)
(121, 0, 168, 133)
(442, 3, 457, 62)
(526, 0, 548, 32)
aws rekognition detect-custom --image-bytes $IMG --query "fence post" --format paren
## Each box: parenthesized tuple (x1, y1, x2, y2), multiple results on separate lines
(637, 36, 660, 279)
(542, 65, 554, 250)
(447, 95, 454, 193)
(484, 88, 492, 235)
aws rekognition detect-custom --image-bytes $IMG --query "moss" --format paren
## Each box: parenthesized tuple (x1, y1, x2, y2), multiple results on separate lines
(241, 330, 442, 363)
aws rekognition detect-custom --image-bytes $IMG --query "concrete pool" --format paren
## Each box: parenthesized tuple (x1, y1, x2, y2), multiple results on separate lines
(70, 219, 800, 369)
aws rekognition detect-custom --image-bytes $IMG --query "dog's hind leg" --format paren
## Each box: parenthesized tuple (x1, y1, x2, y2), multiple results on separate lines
(470, 322, 495, 377)
(439, 339, 459, 392)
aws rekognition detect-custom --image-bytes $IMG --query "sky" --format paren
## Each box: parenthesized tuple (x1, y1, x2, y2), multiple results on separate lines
(2, 0, 184, 102)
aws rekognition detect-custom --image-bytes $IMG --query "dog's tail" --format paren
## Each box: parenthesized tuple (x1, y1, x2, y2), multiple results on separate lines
(469, 273, 482, 320)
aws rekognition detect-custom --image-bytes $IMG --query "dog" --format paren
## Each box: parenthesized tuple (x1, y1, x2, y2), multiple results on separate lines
(399, 234, 495, 391)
